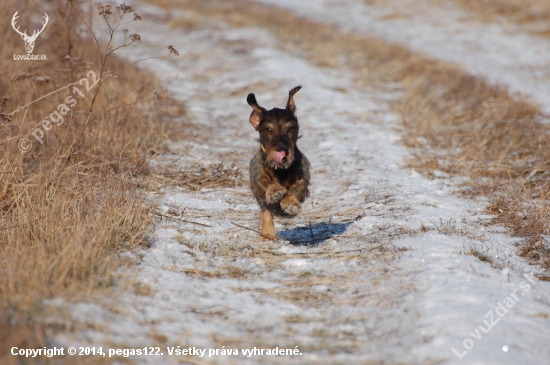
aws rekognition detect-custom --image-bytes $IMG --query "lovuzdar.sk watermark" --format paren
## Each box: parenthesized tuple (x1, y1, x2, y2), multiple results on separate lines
(11, 10, 48, 61)
(451, 272, 537, 360)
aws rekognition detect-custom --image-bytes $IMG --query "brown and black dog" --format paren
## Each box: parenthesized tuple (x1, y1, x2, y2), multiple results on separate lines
(247, 86, 310, 240)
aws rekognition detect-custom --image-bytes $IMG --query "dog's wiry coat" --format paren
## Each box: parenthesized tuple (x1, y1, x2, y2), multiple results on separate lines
(247, 86, 310, 240)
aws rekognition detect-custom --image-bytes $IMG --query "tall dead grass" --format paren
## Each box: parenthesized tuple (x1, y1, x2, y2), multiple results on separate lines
(0, 0, 182, 355)
(156, 0, 550, 270)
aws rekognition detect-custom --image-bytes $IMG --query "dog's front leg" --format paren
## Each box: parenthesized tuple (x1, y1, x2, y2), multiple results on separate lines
(280, 179, 308, 216)
(250, 160, 287, 205)
(265, 183, 287, 204)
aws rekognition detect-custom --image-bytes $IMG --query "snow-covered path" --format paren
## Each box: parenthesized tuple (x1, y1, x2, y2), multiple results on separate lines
(54, 2, 550, 364)
(257, 0, 550, 115)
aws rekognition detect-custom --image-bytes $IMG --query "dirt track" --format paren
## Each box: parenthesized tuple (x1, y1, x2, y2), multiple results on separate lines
(52, 1, 550, 364)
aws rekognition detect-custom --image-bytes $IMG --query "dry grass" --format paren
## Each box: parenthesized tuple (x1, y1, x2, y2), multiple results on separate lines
(486, 191, 550, 268)
(452, 0, 550, 34)
(468, 246, 493, 264)
(153, 0, 550, 271)
(366, 0, 550, 37)
(158, 162, 246, 190)
(0, 0, 184, 347)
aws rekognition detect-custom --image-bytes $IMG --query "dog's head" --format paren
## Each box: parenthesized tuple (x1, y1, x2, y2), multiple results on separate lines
(247, 86, 301, 170)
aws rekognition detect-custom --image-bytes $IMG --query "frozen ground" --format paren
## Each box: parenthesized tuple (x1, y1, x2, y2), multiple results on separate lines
(51, 1, 550, 364)
(257, 0, 550, 115)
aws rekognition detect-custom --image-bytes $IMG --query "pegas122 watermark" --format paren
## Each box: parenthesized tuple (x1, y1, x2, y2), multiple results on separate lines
(18, 71, 100, 153)
(11, 345, 304, 359)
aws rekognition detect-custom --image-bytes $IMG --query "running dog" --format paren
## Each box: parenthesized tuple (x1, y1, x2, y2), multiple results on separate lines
(246, 86, 310, 240)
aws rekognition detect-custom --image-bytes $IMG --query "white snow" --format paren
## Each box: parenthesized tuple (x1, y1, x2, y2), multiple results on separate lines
(49, 1, 550, 364)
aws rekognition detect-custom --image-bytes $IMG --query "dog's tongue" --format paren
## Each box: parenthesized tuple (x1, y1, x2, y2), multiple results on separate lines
(274, 151, 286, 164)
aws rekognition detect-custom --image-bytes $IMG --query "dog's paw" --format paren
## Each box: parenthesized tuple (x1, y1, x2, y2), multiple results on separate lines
(266, 184, 287, 204)
(281, 196, 301, 216)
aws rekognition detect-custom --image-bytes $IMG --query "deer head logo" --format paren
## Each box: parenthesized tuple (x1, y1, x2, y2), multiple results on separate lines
(11, 11, 49, 54)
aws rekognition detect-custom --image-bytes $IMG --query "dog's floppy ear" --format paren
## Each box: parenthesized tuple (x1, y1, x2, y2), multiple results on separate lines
(286, 85, 301, 114)
(247, 93, 266, 130)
